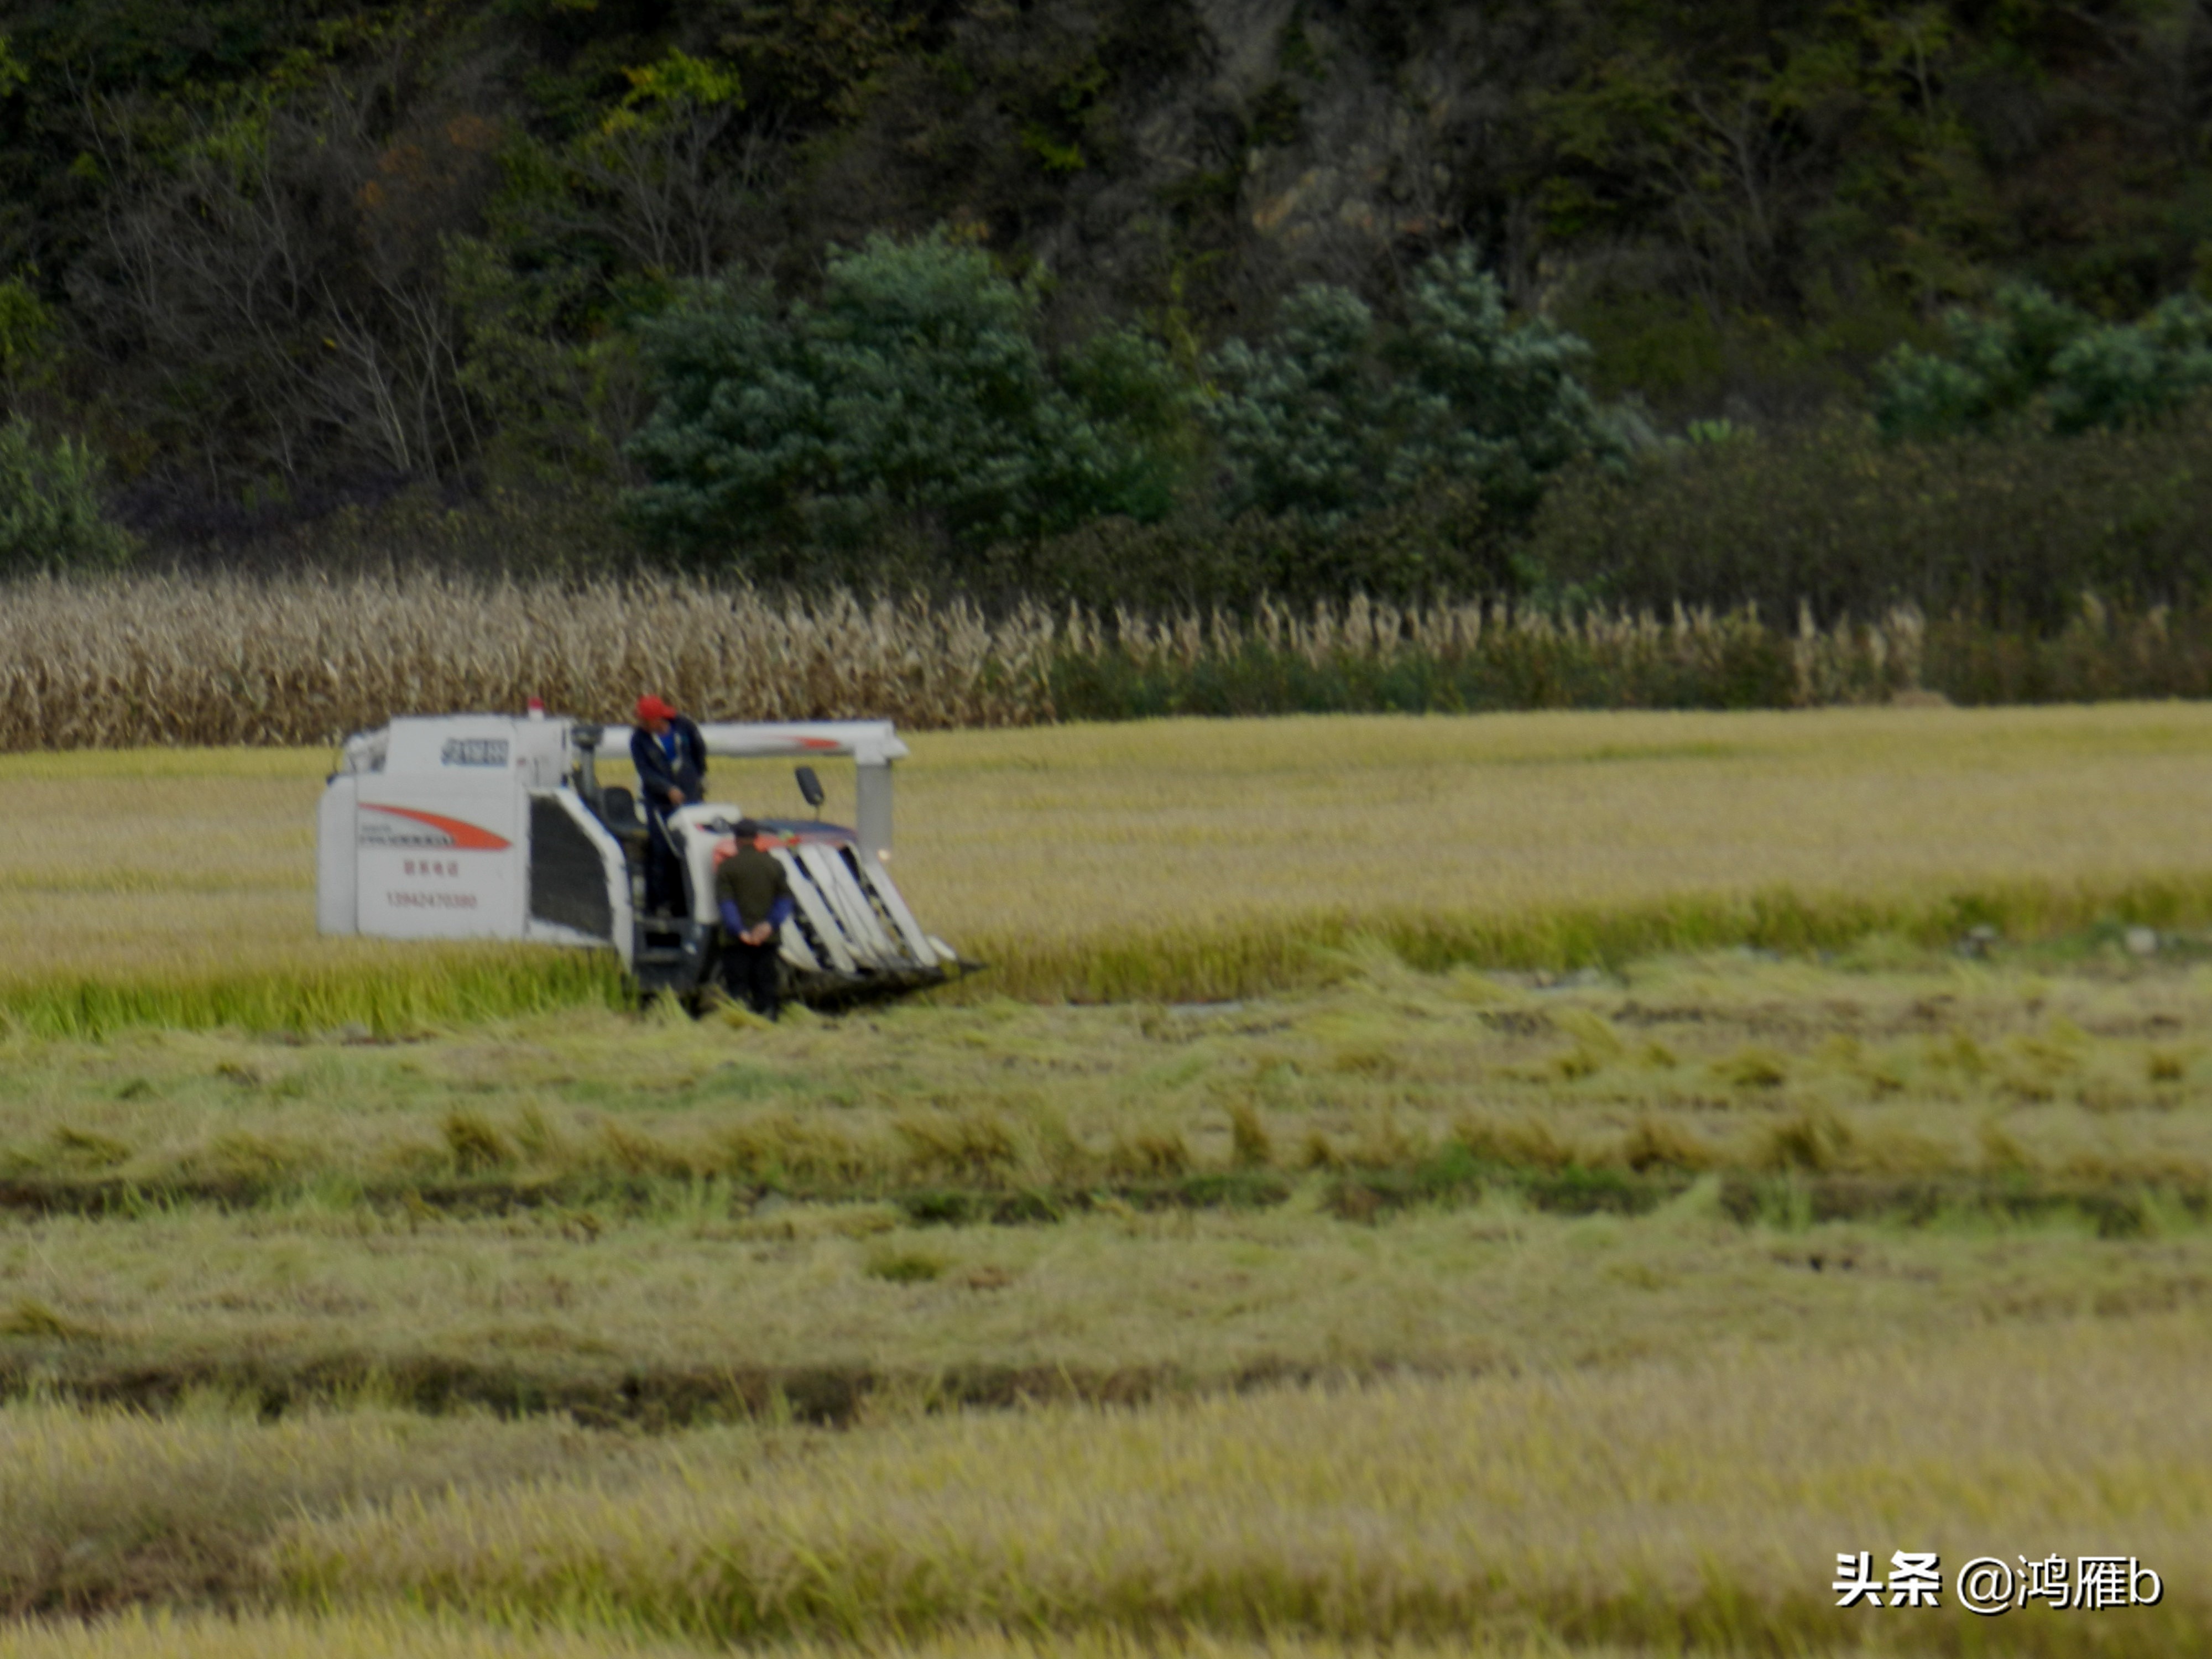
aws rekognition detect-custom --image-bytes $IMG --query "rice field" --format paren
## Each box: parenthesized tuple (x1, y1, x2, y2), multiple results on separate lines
(0, 1620, 1630, 1659)
(8, 702, 2212, 1029)
(7, 707, 2211, 1657)
(0, 1616, 1592, 1659)
(0, 1316, 2201, 1655)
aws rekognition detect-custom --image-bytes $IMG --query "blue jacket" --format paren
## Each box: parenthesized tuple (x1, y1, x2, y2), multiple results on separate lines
(630, 715, 706, 818)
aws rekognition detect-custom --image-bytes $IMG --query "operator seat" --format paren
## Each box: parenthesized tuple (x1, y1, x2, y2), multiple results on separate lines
(598, 785, 646, 844)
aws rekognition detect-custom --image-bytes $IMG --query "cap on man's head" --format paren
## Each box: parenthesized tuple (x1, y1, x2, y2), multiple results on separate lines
(731, 818, 763, 841)
(635, 694, 678, 723)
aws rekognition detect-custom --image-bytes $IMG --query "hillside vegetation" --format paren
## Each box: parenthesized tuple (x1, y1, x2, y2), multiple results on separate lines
(2, 3, 2211, 625)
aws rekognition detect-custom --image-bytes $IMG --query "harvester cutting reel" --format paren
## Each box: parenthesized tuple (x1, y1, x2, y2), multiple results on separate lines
(316, 712, 978, 1010)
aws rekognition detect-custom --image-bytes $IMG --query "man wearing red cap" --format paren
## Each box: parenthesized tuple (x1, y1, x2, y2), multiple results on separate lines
(631, 694, 707, 916)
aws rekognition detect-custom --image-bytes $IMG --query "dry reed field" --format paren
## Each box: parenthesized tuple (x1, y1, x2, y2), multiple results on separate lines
(9, 702, 2212, 1027)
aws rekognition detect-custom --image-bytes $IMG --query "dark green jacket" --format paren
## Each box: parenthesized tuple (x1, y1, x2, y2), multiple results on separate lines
(715, 843, 794, 933)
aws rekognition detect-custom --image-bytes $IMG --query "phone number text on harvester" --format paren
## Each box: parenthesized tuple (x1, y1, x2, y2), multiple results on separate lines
(386, 891, 479, 909)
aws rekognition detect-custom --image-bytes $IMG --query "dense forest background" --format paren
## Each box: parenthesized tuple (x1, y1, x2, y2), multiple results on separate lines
(2, 0, 2211, 623)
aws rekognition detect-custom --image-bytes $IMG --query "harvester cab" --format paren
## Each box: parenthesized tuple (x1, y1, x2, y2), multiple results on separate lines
(317, 712, 970, 1009)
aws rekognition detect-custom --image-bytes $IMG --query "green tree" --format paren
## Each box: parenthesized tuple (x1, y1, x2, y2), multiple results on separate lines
(624, 231, 1187, 567)
(0, 421, 133, 575)
(1207, 247, 1614, 525)
(2047, 295, 2212, 436)
(1207, 284, 1394, 524)
(445, 234, 639, 487)
(0, 275, 56, 413)
(1395, 246, 1616, 518)
(1878, 284, 2212, 440)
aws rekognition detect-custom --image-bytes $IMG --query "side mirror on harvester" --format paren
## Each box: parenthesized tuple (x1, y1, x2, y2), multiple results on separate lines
(795, 765, 826, 811)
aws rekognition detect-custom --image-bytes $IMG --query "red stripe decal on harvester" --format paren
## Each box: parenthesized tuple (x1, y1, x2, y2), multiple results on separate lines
(362, 805, 512, 850)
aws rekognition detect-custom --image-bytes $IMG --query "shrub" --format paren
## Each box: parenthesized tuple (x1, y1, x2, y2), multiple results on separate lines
(1877, 282, 2212, 440)
(1207, 247, 1615, 526)
(1525, 411, 2212, 627)
(0, 421, 133, 575)
(1004, 489, 1504, 613)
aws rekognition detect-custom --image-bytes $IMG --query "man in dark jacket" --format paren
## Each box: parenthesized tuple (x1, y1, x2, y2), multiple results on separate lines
(714, 818, 795, 1019)
(631, 694, 706, 916)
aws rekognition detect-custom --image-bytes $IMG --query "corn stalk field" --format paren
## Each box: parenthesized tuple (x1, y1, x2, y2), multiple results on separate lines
(0, 571, 1948, 751)
(6, 708, 2211, 1657)
(13, 572, 2212, 750)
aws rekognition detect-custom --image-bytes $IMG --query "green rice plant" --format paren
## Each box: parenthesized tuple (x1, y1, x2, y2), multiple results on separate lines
(863, 1245, 950, 1284)
(939, 873, 2212, 1005)
(0, 948, 629, 1041)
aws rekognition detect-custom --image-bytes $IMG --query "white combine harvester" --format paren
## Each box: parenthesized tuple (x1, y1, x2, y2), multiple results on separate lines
(316, 711, 969, 1007)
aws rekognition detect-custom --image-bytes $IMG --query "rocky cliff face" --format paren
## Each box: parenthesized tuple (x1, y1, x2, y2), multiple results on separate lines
(804, 0, 2209, 357)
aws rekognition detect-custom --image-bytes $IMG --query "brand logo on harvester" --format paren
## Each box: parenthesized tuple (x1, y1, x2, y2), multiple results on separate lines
(441, 737, 510, 768)
(360, 805, 512, 851)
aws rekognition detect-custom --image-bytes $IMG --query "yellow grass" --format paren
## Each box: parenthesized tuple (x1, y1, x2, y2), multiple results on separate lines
(8, 703, 2212, 1022)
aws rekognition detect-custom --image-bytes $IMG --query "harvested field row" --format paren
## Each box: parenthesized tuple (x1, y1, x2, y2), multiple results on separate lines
(8, 952, 2212, 1201)
(7, 947, 2211, 1416)
(0, 1318, 2201, 1653)
(0, 1613, 1598, 1659)
(3, 1194, 2207, 1426)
